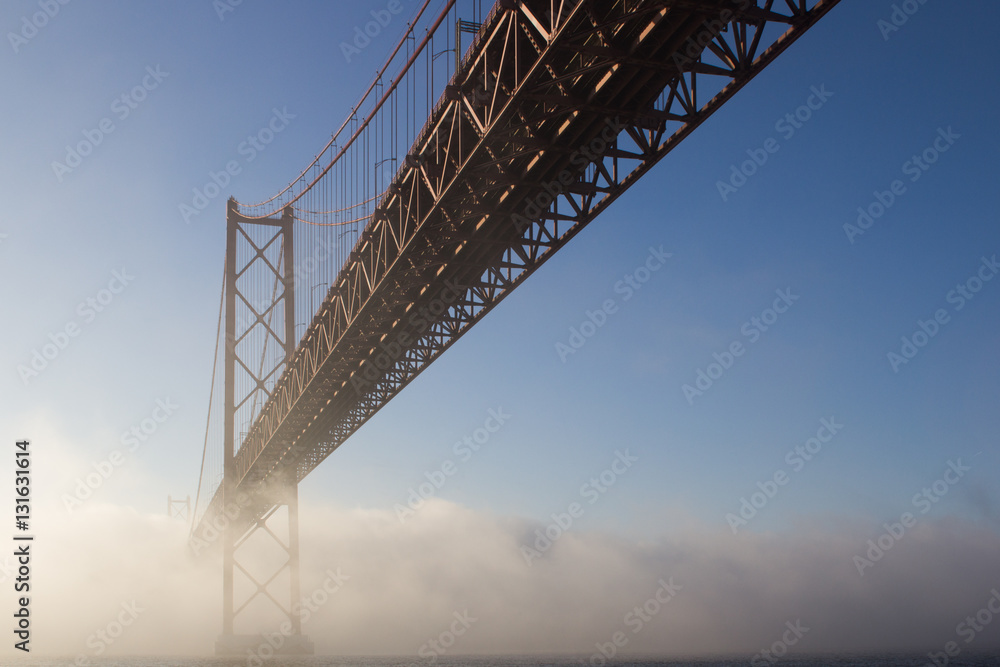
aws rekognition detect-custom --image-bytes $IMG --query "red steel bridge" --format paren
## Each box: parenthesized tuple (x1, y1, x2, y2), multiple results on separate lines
(188, 0, 841, 654)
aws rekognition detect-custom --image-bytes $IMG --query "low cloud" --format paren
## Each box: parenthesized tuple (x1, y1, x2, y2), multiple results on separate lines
(7, 495, 1000, 659)
(7, 414, 999, 659)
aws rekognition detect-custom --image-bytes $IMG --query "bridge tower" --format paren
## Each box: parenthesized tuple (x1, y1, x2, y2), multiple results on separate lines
(167, 495, 190, 521)
(216, 199, 313, 655)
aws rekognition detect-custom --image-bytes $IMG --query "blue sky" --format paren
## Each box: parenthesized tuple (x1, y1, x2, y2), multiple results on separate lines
(1, 0, 999, 658)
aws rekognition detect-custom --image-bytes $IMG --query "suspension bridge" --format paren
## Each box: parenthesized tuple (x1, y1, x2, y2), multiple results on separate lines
(186, 0, 841, 654)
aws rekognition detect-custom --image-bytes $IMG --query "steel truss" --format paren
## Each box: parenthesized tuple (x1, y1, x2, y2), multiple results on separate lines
(194, 0, 840, 543)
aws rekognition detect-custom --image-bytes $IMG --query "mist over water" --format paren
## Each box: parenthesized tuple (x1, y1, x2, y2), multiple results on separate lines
(7, 655, 1000, 666)
(0, 418, 995, 663)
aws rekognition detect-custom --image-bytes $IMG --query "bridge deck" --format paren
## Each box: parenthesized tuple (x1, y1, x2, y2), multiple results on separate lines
(193, 0, 840, 546)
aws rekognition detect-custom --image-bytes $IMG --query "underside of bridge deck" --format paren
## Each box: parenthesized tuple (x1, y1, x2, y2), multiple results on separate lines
(193, 0, 840, 550)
